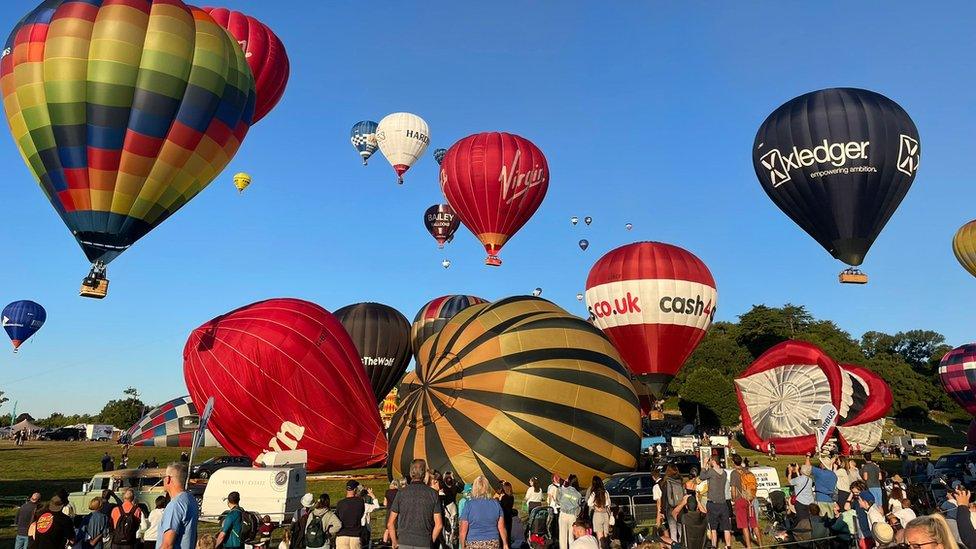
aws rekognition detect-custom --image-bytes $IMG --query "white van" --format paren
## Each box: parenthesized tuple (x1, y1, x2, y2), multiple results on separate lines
(201, 466, 306, 523)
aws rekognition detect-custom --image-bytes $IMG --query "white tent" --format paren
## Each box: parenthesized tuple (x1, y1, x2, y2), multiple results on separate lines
(11, 419, 42, 432)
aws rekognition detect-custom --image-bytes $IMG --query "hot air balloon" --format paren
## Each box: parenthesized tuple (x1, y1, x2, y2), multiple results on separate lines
(399, 370, 419, 394)
(585, 242, 716, 398)
(571, 216, 579, 226)
(376, 113, 429, 184)
(183, 298, 387, 472)
(579, 239, 589, 251)
(836, 364, 892, 454)
(333, 302, 412, 404)
(440, 132, 549, 266)
(953, 220, 976, 279)
(433, 148, 447, 166)
(410, 295, 488, 356)
(441, 259, 451, 269)
(625, 223, 633, 231)
(424, 205, 460, 248)
(124, 396, 220, 448)
(233, 173, 252, 194)
(753, 88, 921, 283)
(837, 420, 885, 454)
(390, 297, 641, 490)
(584, 216, 593, 226)
(2, 300, 46, 352)
(735, 341, 845, 455)
(1, 1, 256, 298)
(350, 121, 379, 166)
(939, 344, 976, 416)
(532, 288, 543, 297)
(202, 7, 289, 124)
(576, 293, 584, 301)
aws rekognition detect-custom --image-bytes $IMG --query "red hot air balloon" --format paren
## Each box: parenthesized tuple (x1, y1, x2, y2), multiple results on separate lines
(424, 204, 460, 248)
(183, 298, 387, 472)
(585, 242, 716, 397)
(440, 132, 549, 266)
(203, 7, 289, 124)
(939, 344, 976, 416)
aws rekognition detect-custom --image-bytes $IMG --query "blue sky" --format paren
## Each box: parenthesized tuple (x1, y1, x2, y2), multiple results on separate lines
(1, 1, 973, 419)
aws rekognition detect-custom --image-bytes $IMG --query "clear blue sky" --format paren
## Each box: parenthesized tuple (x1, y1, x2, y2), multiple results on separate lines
(2, 1, 973, 419)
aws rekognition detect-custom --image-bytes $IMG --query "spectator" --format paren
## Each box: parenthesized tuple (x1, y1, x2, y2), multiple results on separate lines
(834, 457, 852, 506)
(901, 453, 912, 478)
(859, 491, 885, 534)
(85, 497, 111, 549)
(159, 462, 199, 549)
(359, 486, 380, 549)
(255, 515, 274, 549)
(729, 455, 760, 549)
(292, 493, 316, 549)
(180, 452, 189, 463)
(143, 496, 167, 549)
(31, 496, 76, 549)
(656, 466, 683, 543)
(557, 476, 583, 549)
(953, 487, 976, 549)
(905, 515, 959, 549)
(110, 488, 144, 549)
(587, 477, 610, 547)
(894, 499, 917, 529)
(524, 478, 544, 512)
(385, 481, 400, 509)
(101, 452, 112, 472)
(547, 474, 562, 512)
(305, 494, 341, 549)
(387, 459, 443, 549)
(58, 489, 76, 519)
(14, 492, 40, 549)
(788, 462, 815, 521)
(699, 457, 732, 549)
(808, 503, 830, 541)
(196, 533, 216, 549)
(768, 442, 777, 461)
(215, 491, 244, 549)
(811, 455, 838, 518)
(336, 481, 368, 549)
(499, 482, 515, 544)
(873, 522, 896, 548)
(278, 529, 292, 549)
(458, 476, 507, 549)
(569, 520, 598, 549)
(656, 526, 678, 549)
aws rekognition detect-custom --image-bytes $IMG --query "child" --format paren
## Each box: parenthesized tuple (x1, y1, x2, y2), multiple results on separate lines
(277, 529, 291, 549)
(197, 533, 216, 549)
(254, 515, 274, 549)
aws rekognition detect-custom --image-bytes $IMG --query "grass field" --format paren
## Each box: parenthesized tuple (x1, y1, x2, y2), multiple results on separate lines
(0, 418, 966, 548)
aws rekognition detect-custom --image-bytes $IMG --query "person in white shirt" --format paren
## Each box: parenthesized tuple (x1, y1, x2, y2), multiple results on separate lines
(893, 498, 917, 528)
(143, 496, 167, 549)
(525, 478, 545, 512)
(547, 474, 562, 511)
(569, 520, 598, 549)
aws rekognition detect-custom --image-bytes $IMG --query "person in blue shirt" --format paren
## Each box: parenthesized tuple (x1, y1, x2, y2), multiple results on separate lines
(216, 492, 244, 549)
(158, 463, 198, 549)
(459, 476, 508, 549)
(809, 455, 838, 518)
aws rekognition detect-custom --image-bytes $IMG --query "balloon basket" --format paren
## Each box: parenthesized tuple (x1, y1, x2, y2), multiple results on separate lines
(839, 268, 868, 284)
(80, 263, 109, 299)
(485, 255, 502, 267)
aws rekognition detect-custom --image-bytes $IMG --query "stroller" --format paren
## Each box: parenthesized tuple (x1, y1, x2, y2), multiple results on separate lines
(526, 506, 558, 549)
(764, 489, 791, 540)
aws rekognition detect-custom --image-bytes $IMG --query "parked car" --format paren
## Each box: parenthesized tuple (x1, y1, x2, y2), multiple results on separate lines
(911, 444, 931, 457)
(654, 454, 701, 476)
(933, 451, 976, 480)
(45, 427, 86, 441)
(68, 468, 167, 516)
(192, 456, 252, 479)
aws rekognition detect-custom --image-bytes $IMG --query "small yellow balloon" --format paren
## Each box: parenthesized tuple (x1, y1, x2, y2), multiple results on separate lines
(954, 220, 976, 278)
(233, 172, 252, 194)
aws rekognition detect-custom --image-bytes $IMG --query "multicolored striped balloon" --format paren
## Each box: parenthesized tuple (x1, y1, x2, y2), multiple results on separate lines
(1, 0, 256, 267)
(389, 296, 641, 491)
(939, 344, 976, 416)
(124, 395, 220, 448)
(410, 294, 487, 357)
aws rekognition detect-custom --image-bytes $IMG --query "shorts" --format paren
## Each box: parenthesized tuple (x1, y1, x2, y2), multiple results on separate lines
(706, 500, 732, 531)
(733, 498, 758, 529)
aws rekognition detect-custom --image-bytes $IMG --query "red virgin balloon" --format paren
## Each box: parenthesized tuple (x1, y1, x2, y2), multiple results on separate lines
(440, 132, 549, 266)
(183, 298, 387, 472)
(203, 7, 290, 123)
(585, 242, 717, 397)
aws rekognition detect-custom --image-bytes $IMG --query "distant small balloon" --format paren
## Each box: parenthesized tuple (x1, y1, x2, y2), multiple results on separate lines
(625, 223, 633, 231)
(579, 239, 589, 251)
(442, 259, 451, 269)
(532, 288, 543, 297)
(584, 216, 593, 226)
(433, 148, 447, 165)
(233, 173, 252, 194)
(571, 216, 579, 226)
(576, 293, 584, 301)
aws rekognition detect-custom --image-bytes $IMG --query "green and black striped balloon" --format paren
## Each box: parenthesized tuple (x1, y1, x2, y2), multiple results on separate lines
(388, 296, 641, 490)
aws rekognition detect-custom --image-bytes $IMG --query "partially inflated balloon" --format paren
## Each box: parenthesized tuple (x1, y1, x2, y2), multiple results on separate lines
(753, 88, 921, 267)
(183, 299, 387, 472)
(390, 297, 641, 491)
(125, 396, 220, 448)
(441, 132, 549, 266)
(939, 344, 976, 416)
(953, 220, 976, 278)
(2, 300, 45, 352)
(2, 1, 255, 272)
(350, 121, 379, 166)
(424, 205, 460, 248)
(410, 295, 487, 356)
(585, 242, 716, 397)
(333, 302, 412, 404)
(376, 113, 429, 184)
(202, 7, 289, 124)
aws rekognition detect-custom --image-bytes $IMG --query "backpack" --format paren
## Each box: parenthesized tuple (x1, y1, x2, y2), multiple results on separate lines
(113, 505, 141, 545)
(306, 513, 329, 548)
(238, 510, 262, 545)
(739, 469, 758, 501)
(664, 477, 684, 510)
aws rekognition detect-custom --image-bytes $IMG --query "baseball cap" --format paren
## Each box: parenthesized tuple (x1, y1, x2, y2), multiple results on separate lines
(301, 493, 314, 508)
(346, 480, 360, 491)
(859, 491, 876, 505)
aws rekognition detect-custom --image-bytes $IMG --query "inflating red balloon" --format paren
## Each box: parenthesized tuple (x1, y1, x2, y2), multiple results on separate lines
(183, 298, 387, 472)
(440, 132, 549, 266)
(939, 343, 976, 416)
(839, 364, 892, 426)
(203, 7, 289, 123)
(585, 242, 716, 397)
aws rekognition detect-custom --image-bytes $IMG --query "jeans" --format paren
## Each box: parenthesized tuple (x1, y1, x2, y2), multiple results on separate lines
(15, 535, 29, 549)
(869, 488, 883, 508)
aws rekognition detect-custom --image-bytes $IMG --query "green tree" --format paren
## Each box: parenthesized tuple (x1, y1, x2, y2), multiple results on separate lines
(737, 304, 813, 358)
(670, 322, 752, 395)
(678, 367, 740, 427)
(860, 330, 950, 375)
(98, 389, 145, 428)
(795, 320, 865, 364)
